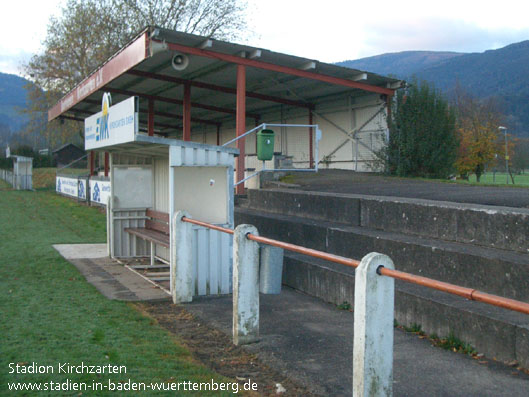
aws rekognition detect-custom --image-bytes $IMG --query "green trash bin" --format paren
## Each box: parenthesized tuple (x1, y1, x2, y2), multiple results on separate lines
(256, 129, 275, 161)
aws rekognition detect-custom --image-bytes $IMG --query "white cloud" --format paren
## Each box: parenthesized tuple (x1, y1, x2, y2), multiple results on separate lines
(0, 0, 62, 75)
(0, 0, 528, 76)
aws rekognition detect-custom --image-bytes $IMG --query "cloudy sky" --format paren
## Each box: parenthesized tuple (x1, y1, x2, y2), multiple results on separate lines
(1, 0, 529, 76)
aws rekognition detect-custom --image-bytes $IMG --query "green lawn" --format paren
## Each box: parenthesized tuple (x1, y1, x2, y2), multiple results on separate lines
(461, 172, 529, 186)
(0, 189, 237, 395)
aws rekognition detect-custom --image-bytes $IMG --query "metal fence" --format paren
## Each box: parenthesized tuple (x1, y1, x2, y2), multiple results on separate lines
(0, 169, 32, 190)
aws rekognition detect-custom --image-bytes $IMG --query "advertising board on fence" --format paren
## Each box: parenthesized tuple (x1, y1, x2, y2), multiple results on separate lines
(85, 95, 138, 150)
(56, 176, 88, 200)
(56, 176, 110, 205)
(89, 179, 111, 205)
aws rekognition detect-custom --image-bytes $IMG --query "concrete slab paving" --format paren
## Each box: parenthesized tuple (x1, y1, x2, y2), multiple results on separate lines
(53, 243, 108, 259)
(54, 244, 170, 302)
(185, 287, 529, 397)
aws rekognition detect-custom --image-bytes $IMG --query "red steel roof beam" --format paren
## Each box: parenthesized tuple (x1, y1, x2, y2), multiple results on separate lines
(148, 99, 155, 136)
(48, 31, 149, 121)
(125, 69, 312, 109)
(159, 40, 394, 96)
(236, 64, 246, 195)
(69, 106, 220, 127)
(103, 87, 260, 118)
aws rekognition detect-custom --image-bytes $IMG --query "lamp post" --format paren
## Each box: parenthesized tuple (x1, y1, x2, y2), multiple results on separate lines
(499, 126, 508, 184)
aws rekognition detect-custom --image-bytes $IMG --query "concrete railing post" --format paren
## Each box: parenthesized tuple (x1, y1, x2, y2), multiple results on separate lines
(106, 196, 112, 257)
(171, 210, 193, 304)
(353, 252, 395, 397)
(233, 224, 260, 345)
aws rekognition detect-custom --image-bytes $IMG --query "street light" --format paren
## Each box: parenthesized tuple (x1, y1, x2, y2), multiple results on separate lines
(499, 126, 508, 184)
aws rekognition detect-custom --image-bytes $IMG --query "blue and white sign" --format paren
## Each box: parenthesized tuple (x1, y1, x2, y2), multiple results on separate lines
(85, 96, 138, 150)
(56, 176, 79, 198)
(78, 179, 87, 200)
(89, 179, 111, 205)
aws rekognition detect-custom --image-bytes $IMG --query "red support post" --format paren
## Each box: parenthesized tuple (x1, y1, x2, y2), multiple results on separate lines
(216, 125, 221, 146)
(104, 152, 109, 177)
(89, 151, 95, 176)
(236, 64, 246, 195)
(309, 110, 314, 169)
(183, 83, 191, 141)
(148, 99, 155, 136)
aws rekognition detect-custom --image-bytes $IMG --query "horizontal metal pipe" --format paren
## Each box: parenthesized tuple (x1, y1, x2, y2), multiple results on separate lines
(378, 268, 474, 300)
(179, 216, 529, 316)
(181, 217, 234, 235)
(247, 234, 361, 268)
(379, 267, 529, 315)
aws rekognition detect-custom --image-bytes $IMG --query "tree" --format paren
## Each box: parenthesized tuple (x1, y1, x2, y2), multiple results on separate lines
(384, 79, 458, 178)
(453, 90, 504, 182)
(116, 0, 248, 42)
(22, 0, 249, 147)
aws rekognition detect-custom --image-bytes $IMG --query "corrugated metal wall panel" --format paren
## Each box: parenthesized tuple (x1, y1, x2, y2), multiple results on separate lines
(154, 156, 169, 260)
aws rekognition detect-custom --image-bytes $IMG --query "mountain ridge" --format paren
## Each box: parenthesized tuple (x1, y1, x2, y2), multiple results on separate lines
(339, 41, 529, 135)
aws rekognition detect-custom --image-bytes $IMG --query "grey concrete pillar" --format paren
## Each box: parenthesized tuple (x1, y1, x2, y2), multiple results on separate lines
(233, 224, 260, 345)
(353, 252, 395, 397)
(106, 196, 112, 258)
(171, 210, 193, 304)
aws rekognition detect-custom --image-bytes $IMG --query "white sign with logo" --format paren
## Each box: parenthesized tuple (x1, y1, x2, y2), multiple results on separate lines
(56, 176, 79, 198)
(78, 179, 87, 200)
(85, 95, 138, 150)
(89, 179, 111, 205)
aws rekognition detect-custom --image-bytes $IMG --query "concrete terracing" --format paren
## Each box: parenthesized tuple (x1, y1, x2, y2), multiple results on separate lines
(235, 188, 529, 367)
(278, 169, 529, 208)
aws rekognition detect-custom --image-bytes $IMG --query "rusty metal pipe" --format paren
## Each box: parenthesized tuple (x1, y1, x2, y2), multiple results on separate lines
(181, 217, 234, 234)
(247, 234, 360, 269)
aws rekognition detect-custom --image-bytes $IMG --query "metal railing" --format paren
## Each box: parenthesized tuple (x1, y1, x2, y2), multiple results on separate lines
(176, 213, 529, 396)
(222, 123, 322, 186)
(181, 215, 529, 316)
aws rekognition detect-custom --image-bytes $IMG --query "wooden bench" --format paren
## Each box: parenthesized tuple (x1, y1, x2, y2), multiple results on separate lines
(124, 209, 169, 266)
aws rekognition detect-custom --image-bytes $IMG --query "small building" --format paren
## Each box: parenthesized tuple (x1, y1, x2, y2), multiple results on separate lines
(52, 143, 85, 167)
(11, 155, 33, 190)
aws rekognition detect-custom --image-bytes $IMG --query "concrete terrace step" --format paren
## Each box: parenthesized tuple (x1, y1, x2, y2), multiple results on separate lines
(282, 251, 529, 369)
(247, 188, 529, 254)
(235, 207, 529, 302)
(234, 206, 529, 366)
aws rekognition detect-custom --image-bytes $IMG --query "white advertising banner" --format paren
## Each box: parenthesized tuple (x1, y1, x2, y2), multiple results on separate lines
(89, 180, 111, 205)
(56, 176, 79, 198)
(85, 96, 138, 150)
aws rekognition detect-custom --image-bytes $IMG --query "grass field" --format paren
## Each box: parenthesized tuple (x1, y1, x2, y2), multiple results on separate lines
(0, 188, 237, 395)
(460, 172, 529, 186)
(32, 168, 59, 189)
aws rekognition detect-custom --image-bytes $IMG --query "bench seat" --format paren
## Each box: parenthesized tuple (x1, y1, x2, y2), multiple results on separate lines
(124, 227, 170, 248)
(123, 209, 170, 265)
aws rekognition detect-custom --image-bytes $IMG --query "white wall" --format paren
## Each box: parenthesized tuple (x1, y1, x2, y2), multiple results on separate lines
(189, 92, 388, 181)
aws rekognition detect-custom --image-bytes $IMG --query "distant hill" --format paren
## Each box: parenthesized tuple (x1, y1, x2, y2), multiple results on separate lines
(337, 51, 464, 78)
(339, 41, 529, 136)
(0, 72, 29, 130)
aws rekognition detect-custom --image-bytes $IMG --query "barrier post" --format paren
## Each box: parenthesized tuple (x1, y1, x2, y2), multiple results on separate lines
(353, 252, 395, 397)
(233, 224, 260, 345)
(106, 196, 112, 257)
(171, 210, 193, 304)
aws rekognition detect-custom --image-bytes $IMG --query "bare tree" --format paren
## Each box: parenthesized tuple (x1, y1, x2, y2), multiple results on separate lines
(115, 0, 248, 41)
(22, 0, 250, 147)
